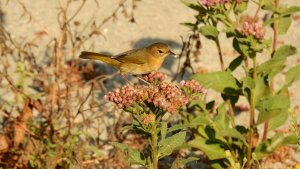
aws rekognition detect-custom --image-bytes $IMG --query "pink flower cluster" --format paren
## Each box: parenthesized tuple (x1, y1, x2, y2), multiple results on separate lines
(105, 72, 207, 114)
(148, 83, 189, 114)
(142, 71, 166, 83)
(105, 82, 189, 114)
(104, 85, 143, 109)
(201, 0, 231, 7)
(142, 114, 156, 125)
(180, 79, 207, 94)
(237, 16, 265, 39)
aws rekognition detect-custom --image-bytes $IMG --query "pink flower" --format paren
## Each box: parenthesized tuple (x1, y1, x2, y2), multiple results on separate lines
(201, 0, 216, 6)
(237, 16, 265, 39)
(142, 71, 166, 84)
(142, 114, 156, 125)
(180, 79, 207, 94)
(105, 72, 207, 114)
(201, 0, 231, 6)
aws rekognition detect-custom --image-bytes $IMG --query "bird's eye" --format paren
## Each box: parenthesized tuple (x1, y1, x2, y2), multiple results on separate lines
(158, 50, 163, 54)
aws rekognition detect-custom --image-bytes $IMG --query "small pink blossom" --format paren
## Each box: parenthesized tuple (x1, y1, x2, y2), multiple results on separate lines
(201, 0, 231, 7)
(142, 114, 156, 125)
(180, 79, 207, 94)
(142, 71, 166, 84)
(237, 16, 265, 39)
(201, 0, 216, 6)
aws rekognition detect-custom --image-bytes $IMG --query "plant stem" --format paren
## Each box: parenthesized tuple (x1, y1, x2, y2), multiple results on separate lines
(227, 100, 236, 127)
(254, 0, 263, 18)
(262, 0, 279, 142)
(215, 37, 236, 127)
(215, 37, 225, 71)
(247, 56, 257, 168)
(151, 123, 158, 169)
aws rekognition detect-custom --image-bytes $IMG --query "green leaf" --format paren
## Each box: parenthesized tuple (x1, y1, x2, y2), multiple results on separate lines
(167, 124, 190, 133)
(160, 122, 168, 141)
(285, 64, 300, 87)
(171, 157, 199, 169)
(188, 95, 207, 109)
(253, 75, 269, 106)
(234, 0, 248, 13)
(128, 148, 147, 166)
(227, 55, 244, 72)
(282, 6, 300, 15)
(257, 58, 285, 78)
(277, 16, 292, 35)
(242, 75, 269, 105)
(180, 22, 197, 30)
(180, 0, 202, 11)
(188, 136, 226, 160)
(241, 76, 255, 90)
(211, 163, 226, 169)
(262, 0, 275, 11)
(256, 94, 290, 124)
(197, 126, 209, 139)
(268, 109, 289, 131)
(199, 25, 219, 39)
(273, 45, 297, 59)
(192, 71, 240, 95)
(219, 128, 246, 143)
(262, 6, 300, 26)
(158, 131, 186, 158)
(215, 103, 229, 130)
(190, 115, 211, 126)
(257, 45, 296, 78)
(254, 133, 298, 159)
(110, 142, 146, 166)
(233, 37, 255, 58)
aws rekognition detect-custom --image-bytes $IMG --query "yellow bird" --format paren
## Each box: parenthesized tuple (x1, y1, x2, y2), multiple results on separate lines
(79, 42, 175, 75)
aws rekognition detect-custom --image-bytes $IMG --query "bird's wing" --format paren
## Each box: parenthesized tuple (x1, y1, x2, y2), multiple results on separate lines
(112, 48, 147, 65)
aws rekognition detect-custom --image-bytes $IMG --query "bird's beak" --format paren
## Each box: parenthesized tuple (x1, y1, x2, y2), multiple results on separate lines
(169, 50, 178, 58)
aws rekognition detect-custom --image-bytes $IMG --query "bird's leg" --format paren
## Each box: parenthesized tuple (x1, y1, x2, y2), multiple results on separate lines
(119, 71, 132, 84)
(135, 75, 150, 85)
(120, 74, 133, 85)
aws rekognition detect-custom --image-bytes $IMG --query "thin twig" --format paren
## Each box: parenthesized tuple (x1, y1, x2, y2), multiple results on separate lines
(76, 83, 94, 117)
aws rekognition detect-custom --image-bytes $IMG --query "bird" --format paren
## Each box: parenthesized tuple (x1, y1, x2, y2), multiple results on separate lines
(79, 42, 175, 76)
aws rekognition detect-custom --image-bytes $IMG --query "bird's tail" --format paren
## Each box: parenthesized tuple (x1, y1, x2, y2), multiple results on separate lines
(79, 51, 121, 68)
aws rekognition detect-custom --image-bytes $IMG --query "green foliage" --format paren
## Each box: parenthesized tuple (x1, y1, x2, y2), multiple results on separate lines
(227, 55, 244, 72)
(199, 25, 219, 39)
(188, 108, 249, 168)
(254, 133, 298, 159)
(181, 0, 300, 168)
(158, 131, 186, 158)
(192, 71, 240, 95)
(257, 45, 297, 78)
(284, 64, 300, 88)
(256, 94, 290, 125)
(170, 156, 199, 169)
(110, 142, 147, 166)
(189, 137, 226, 160)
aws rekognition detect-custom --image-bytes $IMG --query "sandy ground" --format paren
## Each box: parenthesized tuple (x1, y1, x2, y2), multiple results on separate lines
(1, 0, 300, 167)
